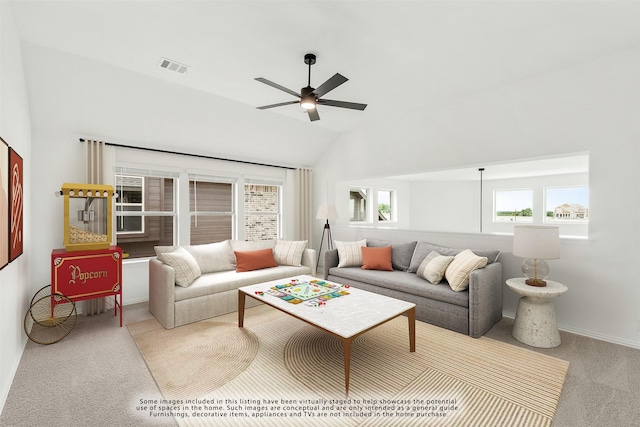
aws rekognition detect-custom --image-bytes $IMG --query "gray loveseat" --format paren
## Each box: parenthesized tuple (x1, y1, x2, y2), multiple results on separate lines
(149, 239, 316, 329)
(324, 239, 502, 338)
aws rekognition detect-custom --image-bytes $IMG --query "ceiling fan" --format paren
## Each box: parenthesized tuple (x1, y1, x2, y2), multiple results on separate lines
(255, 53, 367, 122)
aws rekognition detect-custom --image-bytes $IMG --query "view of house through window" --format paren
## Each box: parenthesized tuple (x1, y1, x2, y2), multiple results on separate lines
(190, 179, 234, 245)
(545, 186, 589, 222)
(494, 189, 533, 222)
(377, 190, 393, 222)
(115, 172, 176, 258)
(244, 183, 281, 240)
(350, 188, 368, 222)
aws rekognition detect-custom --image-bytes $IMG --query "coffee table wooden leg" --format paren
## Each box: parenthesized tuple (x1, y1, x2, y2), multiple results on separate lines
(343, 338, 352, 396)
(238, 291, 246, 328)
(408, 307, 416, 352)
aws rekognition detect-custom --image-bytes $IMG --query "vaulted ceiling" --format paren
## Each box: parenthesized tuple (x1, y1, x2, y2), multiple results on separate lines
(9, 1, 640, 166)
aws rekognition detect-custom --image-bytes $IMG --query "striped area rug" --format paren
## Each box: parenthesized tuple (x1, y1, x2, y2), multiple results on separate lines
(129, 305, 569, 427)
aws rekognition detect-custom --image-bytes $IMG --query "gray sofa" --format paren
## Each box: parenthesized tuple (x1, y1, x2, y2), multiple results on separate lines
(149, 239, 316, 329)
(324, 239, 503, 338)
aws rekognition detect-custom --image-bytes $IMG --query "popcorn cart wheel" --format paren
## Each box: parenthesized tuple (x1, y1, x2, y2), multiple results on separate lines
(24, 292, 77, 345)
(30, 284, 52, 306)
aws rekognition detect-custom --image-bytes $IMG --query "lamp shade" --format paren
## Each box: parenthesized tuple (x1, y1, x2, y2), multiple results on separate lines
(316, 205, 338, 220)
(513, 225, 560, 260)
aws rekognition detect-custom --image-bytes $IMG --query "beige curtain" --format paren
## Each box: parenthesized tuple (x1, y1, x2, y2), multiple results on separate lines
(82, 139, 107, 316)
(293, 168, 312, 243)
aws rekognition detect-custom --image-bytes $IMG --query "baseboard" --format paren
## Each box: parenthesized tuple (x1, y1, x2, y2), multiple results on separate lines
(502, 311, 640, 350)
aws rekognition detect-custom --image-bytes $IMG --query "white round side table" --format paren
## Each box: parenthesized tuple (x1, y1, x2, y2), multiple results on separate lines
(506, 278, 568, 348)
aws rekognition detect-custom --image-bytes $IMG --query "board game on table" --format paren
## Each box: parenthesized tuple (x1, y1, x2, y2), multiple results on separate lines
(265, 278, 350, 306)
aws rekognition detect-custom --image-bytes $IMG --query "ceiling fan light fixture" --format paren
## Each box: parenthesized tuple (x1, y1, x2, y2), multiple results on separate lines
(300, 95, 316, 110)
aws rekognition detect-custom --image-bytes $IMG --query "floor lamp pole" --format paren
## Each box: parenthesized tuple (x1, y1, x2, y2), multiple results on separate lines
(316, 220, 333, 268)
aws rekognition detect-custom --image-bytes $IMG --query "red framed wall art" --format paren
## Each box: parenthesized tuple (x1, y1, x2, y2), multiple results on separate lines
(9, 147, 23, 262)
(0, 137, 7, 270)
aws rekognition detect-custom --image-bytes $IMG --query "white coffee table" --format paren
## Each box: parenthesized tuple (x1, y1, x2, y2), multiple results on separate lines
(238, 275, 416, 395)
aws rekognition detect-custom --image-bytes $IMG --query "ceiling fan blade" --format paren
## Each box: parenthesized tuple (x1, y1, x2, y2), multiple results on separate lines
(307, 108, 320, 121)
(313, 73, 348, 98)
(257, 100, 300, 110)
(318, 99, 367, 111)
(255, 77, 300, 98)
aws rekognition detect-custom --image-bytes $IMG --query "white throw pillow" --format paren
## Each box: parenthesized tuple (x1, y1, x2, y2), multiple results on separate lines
(185, 240, 235, 273)
(157, 247, 201, 287)
(417, 251, 454, 284)
(273, 240, 307, 266)
(445, 249, 488, 292)
(335, 239, 367, 267)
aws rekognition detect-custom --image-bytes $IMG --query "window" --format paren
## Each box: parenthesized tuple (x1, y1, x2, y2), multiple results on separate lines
(545, 186, 589, 222)
(244, 182, 281, 240)
(115, 170, 176, 258)
(190, 177, 235, 245)
(116, 175, 144, 234)
(350, 188, 368, 222)
(494, 189, 533, 222)
(377, 189, 394, 222)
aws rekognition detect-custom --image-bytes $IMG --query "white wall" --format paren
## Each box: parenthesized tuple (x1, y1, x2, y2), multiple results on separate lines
(404, 172, 589, 236)
(0, 2, 32, 413)
(313, 47, 640, 348)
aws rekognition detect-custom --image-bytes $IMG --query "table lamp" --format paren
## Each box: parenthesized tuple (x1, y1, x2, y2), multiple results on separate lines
(512, 225, 560, 287)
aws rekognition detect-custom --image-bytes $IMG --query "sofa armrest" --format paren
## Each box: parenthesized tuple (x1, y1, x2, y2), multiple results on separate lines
(148, 257, 177, 329)
(468, 262, 503, 338)
(323, 249, 339, 280)
(301, 248, 317, 276)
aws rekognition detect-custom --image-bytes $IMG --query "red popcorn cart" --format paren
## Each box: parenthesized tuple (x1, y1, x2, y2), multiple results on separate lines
(51, 245, 123, 327)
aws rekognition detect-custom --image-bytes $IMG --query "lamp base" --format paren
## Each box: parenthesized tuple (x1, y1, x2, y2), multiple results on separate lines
(525, 278, 547, 287)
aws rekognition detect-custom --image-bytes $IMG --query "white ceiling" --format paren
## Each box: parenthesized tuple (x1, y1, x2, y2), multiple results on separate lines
(10, 0, 640, 136)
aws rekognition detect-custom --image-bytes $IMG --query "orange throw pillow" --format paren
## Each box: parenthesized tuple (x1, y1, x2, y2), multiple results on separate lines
(361, 246, 393, 271)
(235, 249, 278, 272)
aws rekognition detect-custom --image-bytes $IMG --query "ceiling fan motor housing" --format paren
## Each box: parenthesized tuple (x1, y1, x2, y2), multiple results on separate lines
(304, 53, 316, 65)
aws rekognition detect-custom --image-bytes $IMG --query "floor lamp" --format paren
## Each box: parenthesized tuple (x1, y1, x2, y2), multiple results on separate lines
(316, 205, 338, 268)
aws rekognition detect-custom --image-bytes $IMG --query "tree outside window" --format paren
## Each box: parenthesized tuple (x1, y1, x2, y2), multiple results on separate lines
(494, 189, 533, 222)
(377, 190, 393, 222)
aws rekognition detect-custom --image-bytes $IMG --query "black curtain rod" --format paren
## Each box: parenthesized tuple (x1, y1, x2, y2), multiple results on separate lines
(79, 138, 295, 170)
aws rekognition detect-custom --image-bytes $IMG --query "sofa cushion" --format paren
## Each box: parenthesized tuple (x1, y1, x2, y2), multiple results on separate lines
(335, 239, 367, 267)
(361, 246, 393, 271)
(185, 240, 235, 273)
(234, 249, 278, 272)
(328, 267, 469, 308)
(174, 265, 311, 302)
(417, 251, 454, 284)
(408, 241, 500, 273)
(445, 249, 488, 292)
(154, 241, 235, 274)
(274, 240, 307, 266)
(157, 247, 201, 287)
(367, 240, 417, 271)
(230, 239, 276, 252)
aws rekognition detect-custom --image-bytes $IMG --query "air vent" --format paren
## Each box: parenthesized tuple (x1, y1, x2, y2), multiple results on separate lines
(158, 57, 189, 74)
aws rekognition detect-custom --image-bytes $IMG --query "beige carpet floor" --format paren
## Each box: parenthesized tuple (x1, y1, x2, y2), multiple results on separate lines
(129, 305, 569, 427)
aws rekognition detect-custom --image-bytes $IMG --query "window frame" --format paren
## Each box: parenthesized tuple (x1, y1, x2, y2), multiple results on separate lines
(376, 189, 395, 223)
(544, 185, 589, 224)
(493, 188, 534, 223)
(189, 175, 237, 244)
(114, 168, 178, 258)
(243, 180, 283, 240)
(349, 187, 370, 223)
